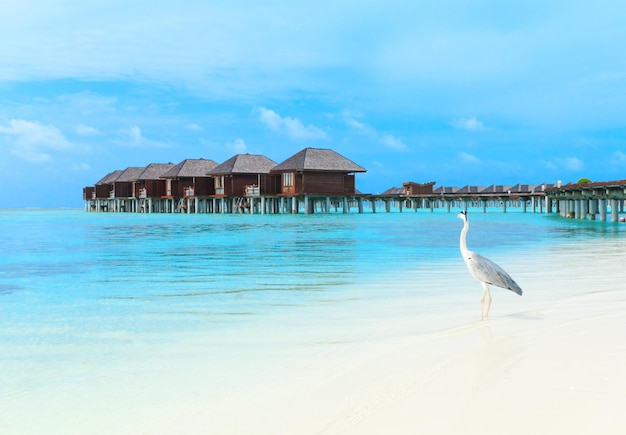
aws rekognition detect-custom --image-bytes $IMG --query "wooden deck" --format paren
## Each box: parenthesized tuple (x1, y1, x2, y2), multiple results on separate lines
(84, 191, 555, 215)
(84, 180, 626, 220)
(545, 179, 626, 222)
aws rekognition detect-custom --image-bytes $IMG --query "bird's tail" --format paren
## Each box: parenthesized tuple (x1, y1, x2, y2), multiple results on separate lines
(508, 282, 523, 296)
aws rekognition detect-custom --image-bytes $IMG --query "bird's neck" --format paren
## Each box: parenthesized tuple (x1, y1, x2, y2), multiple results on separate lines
(460, 218, 470, 255)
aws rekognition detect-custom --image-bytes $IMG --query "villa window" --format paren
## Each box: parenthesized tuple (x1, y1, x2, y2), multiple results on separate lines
(283, 172, 294, 187)
(215, 175, 224, 194)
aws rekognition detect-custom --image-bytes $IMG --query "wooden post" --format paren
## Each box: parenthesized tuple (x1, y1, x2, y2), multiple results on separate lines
(599, 199, 607, 221)
(611, 199, 619, 222)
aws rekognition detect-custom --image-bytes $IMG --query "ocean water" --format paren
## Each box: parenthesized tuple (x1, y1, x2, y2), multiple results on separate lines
(1, 208, 624, 433)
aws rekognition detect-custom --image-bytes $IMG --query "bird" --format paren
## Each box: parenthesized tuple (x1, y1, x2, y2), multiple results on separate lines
(457, 210, 523, 320)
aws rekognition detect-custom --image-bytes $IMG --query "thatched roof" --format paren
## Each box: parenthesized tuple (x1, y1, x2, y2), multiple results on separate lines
(161, 159, 218, 178)
(208, 154, 277, 175)
(137, 163, 175, 180)
(96, 170, 123, 185)
(116, 167, 145, 182)
(271, 147, 366, 173)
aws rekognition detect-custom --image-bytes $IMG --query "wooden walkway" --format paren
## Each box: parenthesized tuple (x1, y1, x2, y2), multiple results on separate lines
(86, 191, 556, 215)
(545, 179, 626, 222)
(85, 185, 626, 221)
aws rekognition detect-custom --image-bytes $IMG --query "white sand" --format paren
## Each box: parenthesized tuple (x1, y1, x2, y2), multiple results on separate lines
(174, 237, 626, 435)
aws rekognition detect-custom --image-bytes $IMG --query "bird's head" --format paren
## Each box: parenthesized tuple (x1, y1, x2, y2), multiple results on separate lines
(456, 210, 467, 221)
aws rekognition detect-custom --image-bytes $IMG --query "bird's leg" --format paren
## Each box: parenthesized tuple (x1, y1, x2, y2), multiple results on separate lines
(485, 286, 493, 319)
(480, 282, 488, 320)
(480, 282, 493, 320)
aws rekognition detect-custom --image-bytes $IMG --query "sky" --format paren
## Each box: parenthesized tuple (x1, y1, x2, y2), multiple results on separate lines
(1, 0, 625, 207)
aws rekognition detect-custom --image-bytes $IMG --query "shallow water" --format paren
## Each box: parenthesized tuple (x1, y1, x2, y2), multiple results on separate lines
(1, 208, 624, 433)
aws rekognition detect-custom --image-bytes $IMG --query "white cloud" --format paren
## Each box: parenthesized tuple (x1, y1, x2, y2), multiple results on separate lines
(343, 112, 408, 151)
(0, 119, 73, 163)
(227, 138, 247, 153)
(256, 107, 327, 140)
(610, 151, 626, 166)
(75, 123, 101, 136)
(71, 162, 91, 172)
(556, 156, 584, 171)
(458, 151, 481, 164)
(452, 117, 485, 132)
(121, 125, 167, 148)
(128, 125, 143, 145)
(186, 123, 203, 131)
(540, 159, 557, 171)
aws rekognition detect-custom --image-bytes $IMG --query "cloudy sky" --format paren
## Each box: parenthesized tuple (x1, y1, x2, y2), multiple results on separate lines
(1, 0, 625, 207)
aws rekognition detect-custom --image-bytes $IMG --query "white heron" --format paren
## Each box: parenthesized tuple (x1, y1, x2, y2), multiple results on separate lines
(457, 210, 523, 319)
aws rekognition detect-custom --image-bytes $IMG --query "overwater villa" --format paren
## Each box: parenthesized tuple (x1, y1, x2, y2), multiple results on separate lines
(83, 147, 626, 220)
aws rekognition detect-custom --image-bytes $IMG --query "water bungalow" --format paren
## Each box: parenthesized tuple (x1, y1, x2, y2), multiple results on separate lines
(87, 170, 123, 212)
(271, 147, 366, 195)
(269, 147, 367, 213)
(161, 158, 218, 213)
(83, 148, 625, 219)
(378, 182, 556, 214)
(135, 163, 175, 213)
(207, 154, 278, 213)
(109, 166, 145, 212)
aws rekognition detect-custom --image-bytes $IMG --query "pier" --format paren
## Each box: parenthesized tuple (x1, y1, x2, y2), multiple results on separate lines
(545, 179, 626, 222)
(83, 147, 625, 220)
(84, 189, 555, 215)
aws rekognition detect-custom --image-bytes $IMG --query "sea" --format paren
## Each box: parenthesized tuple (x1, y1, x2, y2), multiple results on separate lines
(1, 208, 624, 434)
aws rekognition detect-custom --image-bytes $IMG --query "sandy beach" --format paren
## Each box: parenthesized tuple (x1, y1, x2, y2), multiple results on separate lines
(169, 237, 626, 435)
(3, 223, 625, 435)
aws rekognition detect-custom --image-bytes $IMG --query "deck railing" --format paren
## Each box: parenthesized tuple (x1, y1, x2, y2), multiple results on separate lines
(245, 185, 260, 197)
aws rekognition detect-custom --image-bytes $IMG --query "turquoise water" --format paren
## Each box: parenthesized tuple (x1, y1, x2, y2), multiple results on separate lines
(1, 208, 625, 433)
(1, 208, 624, 343)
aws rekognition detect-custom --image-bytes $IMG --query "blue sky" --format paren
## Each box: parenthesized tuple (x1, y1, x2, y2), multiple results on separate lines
(1, 0, 625, 207)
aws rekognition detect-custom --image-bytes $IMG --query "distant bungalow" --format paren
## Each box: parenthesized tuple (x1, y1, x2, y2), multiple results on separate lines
(83, 147, 625, 219)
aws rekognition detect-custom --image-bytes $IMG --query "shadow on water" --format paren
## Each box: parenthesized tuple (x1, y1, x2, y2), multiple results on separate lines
(543, 214, 626, 240)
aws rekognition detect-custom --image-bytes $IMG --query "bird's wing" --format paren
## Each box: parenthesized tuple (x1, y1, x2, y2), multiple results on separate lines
(466, 252, 523, 295)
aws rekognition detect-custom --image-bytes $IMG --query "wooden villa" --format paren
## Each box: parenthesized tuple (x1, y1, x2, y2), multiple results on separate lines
(107, 166, 145, 212)
(85, 170, 123, 211)
(82, 147, 624, 218)
(402, 181, 436, 196)
(135, 163, 175, 213)
(207, 154, 278, 213)
(160, 158, 218, 213)
(271, 147, 366, 196)
(257, 147, 367, 214)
